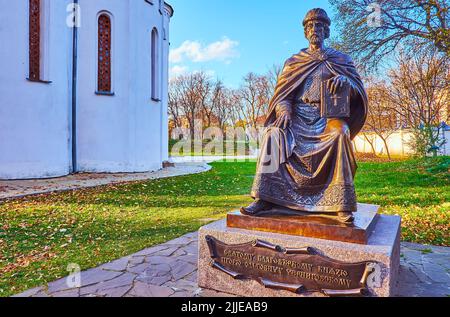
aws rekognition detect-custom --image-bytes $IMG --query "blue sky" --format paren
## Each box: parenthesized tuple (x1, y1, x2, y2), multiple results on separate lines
(168, 0, 334, 87)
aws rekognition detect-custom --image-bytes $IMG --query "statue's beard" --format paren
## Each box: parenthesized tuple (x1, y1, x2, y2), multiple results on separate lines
(308, 35, 323, 46)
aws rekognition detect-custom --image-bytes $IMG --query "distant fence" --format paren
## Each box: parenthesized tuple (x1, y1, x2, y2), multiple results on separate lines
(353, 129, 450, 157)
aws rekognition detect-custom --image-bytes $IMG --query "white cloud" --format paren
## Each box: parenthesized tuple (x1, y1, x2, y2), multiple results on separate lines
(169, 65, 188, 80)
(169, 37, 239, 64)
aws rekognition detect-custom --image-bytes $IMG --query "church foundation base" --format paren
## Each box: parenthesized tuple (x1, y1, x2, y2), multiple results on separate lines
(198, 210, 401, 297)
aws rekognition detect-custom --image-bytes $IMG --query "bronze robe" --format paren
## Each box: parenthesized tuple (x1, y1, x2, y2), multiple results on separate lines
(251, 48, 368, 213)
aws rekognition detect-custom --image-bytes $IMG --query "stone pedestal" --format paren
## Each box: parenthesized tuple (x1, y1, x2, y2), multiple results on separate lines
(198, 206, 401, 297)
(228, 204, 379, 244)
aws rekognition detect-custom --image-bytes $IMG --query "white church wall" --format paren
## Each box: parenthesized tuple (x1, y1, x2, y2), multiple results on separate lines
(131, 0, 172, 167)
(128, 0, 164, 171)
(0, 0, 72, 179)
(161, 5, 171, 162)
(134, 1, 172, 167)
(438, 130, 450, 156)
(76, 0, 170, 173)
(354, 130, 418, 157)
(76, 0, 133, 173)
(0, 0, 172, 179)
(354, 129, 450, 157)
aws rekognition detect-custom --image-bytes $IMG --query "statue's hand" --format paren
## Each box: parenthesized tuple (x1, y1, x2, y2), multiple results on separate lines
(327, 75, 351, 94)
(274, 111, 292, 130)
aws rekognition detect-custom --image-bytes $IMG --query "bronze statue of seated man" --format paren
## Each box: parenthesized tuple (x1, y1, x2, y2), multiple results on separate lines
(241, 8, 368, 224)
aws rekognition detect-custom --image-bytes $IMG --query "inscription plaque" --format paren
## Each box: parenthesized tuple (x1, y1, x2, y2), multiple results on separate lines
(206, 236, 378, 296)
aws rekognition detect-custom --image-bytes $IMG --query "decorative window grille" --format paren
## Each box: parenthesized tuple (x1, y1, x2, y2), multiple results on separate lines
(29, 0, 41, 81)
(98, 14, 112, 92)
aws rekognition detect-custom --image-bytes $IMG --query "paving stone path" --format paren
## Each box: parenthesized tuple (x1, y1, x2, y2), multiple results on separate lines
(13, 232, 449, 297)
(396, 242, 450, 297)
(0, 163, 210, 201)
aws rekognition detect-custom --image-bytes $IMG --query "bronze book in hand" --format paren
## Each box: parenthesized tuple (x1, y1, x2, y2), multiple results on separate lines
(320, 81, 351, 118)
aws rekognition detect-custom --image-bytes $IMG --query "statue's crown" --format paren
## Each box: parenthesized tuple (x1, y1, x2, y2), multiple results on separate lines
(302, 8, 331, 27)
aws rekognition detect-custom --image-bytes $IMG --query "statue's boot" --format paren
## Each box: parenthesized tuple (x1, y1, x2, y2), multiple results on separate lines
(240, 199, 274, 216)
(337, 212, 354, 224)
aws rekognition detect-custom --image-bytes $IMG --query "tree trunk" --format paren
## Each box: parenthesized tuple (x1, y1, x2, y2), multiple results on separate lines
(380, 137, 392, 160)
(363, 134, 377, 156)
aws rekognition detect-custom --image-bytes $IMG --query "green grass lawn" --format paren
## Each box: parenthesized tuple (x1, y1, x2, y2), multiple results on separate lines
(0, 157, 448, 296)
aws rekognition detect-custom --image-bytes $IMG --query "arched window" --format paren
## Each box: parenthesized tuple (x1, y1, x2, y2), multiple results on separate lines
(97, 13, 112, 93)
(29, 0, 41, 81)
(151, 28, 160, 101)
